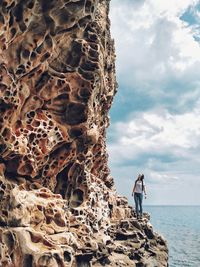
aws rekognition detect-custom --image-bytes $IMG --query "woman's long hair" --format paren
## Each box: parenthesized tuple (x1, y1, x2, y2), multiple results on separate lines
(141, 174, 144, 191)
(135, 174, 144, 191)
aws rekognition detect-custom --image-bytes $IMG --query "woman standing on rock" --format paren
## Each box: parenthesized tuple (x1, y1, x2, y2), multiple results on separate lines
(132, 174, 147, 219)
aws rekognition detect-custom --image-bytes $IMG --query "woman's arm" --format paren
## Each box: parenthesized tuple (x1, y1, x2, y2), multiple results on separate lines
(132, 184, 136, 196)
(144, 185, 147, 198)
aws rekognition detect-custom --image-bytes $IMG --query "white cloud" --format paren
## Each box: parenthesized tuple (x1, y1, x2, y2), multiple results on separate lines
(148, 0, 199, 17)
(109, 0, 200, 204)
(110, 0, 200, 90)
(108, 105, 200, 164)
(148, 171, 179, 184)
(108, 105, 200, 198)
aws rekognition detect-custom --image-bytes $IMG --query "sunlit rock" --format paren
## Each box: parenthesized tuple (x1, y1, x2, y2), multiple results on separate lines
(0, 0, 168, 266)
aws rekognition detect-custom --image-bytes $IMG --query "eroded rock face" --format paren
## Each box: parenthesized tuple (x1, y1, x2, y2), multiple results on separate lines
(0, 1, 168, 266)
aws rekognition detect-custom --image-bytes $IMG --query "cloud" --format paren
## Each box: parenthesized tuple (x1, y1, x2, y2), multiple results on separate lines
(148, 171, 180, 184)
(120, 109, 200, 149)
(108, 1, 200, 204)
(147, 0, 199, 16)
(107, 106, 200, 196)
(108, 106, 200, 161)
(110, 0, 200, 101)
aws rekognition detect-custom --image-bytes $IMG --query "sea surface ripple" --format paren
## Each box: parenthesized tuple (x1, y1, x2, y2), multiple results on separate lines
(145, 206, 200, 267)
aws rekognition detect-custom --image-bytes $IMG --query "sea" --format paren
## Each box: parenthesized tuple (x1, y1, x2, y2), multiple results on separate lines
(145, 206, 200, 267)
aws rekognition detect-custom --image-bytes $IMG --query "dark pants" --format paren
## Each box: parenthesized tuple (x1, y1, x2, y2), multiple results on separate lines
(134, 192, 143, 216)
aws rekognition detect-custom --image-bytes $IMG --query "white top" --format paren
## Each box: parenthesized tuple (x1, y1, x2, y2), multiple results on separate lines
(134, 180, 145, 194)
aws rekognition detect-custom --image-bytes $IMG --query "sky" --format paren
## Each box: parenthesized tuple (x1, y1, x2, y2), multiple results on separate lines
(108, 0, 200, 205)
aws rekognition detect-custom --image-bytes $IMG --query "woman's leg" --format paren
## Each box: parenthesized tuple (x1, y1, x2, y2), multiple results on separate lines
(134, 193, 139, 217)
(138, 193, 143, 216)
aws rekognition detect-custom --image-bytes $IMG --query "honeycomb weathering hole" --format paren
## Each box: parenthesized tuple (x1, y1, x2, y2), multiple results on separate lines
(70, 188, 84, 207)
(65, 102, 87, 125)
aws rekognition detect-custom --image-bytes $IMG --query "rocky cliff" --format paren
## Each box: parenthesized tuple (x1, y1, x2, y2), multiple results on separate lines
(0, 0, 168, 266)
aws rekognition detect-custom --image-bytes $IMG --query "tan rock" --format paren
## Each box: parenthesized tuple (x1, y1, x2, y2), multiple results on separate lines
(0, 0, 168, 266)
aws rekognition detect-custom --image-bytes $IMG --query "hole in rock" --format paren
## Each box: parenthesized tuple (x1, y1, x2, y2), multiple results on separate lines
(9, 15, 14, 27)
(79, 88, 91, 99)
(76, 137, 86, 153)
(65, 102, 87, 125)
(28, 133, 35, 143)
(66, 41, 82, 68)
(13, 3, 23, 22)
(78, 15, 91, 28)
(5, 155, 21, 178)
(69, 127, 83, 138)
(35, 71, 51, 92)
(45, 34, 53, 48)
(76, 253, 93, 267)
(57, 79, 64, 87)
(30, 52, 36, 60)
(70, 189, 84, 208)
(36, 44, 43, 54)
(4, 232, 15, 251)
(32, 120, 40, 127)
(64, 251, 71, 262)
(0, 190, 4, 200)
(41, 0, 55, 12)
(65, 0, 85, 13)
(81, 60, 98, 71)
(19, 22, 27, 32)
(78, 68, 94, 81)
(0, 12, 5, 24)
(77, 176, 83, 185)
(0, 144, 7, 154)
(54, 93, 69, 101)
(23, 254, 33, 267)
(54, 163, 73, 198)
(27, 1, 34, 9)
(9, 218, 21, 227)
(85, 1, 92, 12)
(18, 161, 33, 176)
(2, 210, 8, 217)
(58, 8, 70, 24)
(54, 216, 65, 227)
(41, 52, 50, 62)
(0, 100, 13, 113)
(0, 83, 7, 90)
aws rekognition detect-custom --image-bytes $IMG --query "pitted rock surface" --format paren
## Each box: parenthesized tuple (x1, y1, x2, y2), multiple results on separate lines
(0, 1, 168, 266)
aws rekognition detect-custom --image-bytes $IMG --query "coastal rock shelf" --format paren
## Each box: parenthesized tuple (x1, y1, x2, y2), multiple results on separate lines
(0, 0, 168, 266)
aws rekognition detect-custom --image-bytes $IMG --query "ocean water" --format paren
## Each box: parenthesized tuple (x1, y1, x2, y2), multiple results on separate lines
(145, 206, 200, 267)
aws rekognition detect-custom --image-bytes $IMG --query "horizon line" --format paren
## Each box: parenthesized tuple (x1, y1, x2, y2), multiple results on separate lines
(143, 204, 200, 207)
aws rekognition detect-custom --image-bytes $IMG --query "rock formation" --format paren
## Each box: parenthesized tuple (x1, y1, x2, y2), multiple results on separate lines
(0, 0, 168, 266)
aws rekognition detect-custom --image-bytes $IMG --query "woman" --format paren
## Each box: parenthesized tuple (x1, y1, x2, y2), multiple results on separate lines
(132, 174, 147, 219)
